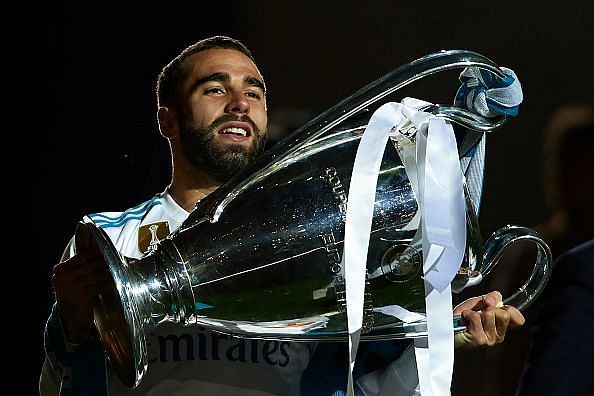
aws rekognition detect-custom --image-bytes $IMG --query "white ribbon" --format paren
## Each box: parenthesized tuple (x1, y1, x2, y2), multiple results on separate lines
(343, 98, 465, 395)
(413, 118, 465, 396)
(343, 102, 402, 395)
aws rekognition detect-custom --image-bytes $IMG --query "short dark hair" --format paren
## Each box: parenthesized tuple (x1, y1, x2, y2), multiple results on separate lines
(157, 36, 256, 109)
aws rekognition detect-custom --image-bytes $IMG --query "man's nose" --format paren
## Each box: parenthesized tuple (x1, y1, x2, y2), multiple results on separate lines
(225, 90, 250, 114)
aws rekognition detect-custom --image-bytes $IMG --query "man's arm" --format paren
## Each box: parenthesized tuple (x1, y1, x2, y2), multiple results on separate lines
(300, 290, 525, 395)
(40, 243, 112, 395)
(40, 303, 108, 396)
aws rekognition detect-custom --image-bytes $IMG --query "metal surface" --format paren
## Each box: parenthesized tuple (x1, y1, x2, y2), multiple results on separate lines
(78, 50, 552, 388)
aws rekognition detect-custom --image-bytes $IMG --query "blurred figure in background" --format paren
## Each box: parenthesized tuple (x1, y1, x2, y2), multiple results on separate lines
(265, 106, 317, 146)
(515, 239, 594, 395)
(452, 103, 593, 396)
(536, 104, 594, 255)
(513, 105, 593, 395)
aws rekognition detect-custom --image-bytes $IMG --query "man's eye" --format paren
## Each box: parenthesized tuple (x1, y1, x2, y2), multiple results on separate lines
(205, 87, 224, 94)
(245, 91, 261, 99)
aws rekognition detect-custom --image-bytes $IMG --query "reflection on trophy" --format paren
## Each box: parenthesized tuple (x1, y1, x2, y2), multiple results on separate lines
(77, 50, 552, 388)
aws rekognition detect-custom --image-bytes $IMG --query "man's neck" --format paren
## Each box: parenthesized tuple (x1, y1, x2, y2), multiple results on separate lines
(168, 167, 222, 212)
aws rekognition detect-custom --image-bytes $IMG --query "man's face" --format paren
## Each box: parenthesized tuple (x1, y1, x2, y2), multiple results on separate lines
(177, 48, 268, 181)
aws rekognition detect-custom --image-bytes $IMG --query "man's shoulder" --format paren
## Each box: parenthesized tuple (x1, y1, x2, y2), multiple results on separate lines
(552, 240, 594, 289)
(555, 240, 594, 271)
(86, 194, 165, 230)
(81, 191, 187, 259)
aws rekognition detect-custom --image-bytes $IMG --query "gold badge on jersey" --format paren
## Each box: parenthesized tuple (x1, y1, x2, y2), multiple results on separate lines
(138, 221, 171, 254)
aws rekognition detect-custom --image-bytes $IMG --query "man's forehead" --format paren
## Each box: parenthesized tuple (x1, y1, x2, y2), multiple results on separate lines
(187, 48, 262, 80)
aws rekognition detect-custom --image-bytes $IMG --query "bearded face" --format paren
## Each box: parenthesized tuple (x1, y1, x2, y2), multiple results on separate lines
(179, 112, 267, 182)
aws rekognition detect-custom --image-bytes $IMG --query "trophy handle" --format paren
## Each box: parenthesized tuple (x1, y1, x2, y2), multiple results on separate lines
(197, 50, 510, 224)
(472, 225, 553, 312)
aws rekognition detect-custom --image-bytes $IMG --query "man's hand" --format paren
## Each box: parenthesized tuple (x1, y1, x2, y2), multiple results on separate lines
(52, 251, 113, 344)
(453, 291, 525, 349)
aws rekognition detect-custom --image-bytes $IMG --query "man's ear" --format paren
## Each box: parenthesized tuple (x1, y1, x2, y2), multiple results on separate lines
(158, 106, 179, 139)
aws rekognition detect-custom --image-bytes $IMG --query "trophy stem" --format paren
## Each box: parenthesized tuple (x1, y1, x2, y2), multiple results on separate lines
(133, 239, 197, 327)
(80, 220, 195, 388)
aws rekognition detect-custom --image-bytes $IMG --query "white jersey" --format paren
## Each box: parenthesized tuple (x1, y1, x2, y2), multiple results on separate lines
(63, 190, 314, 396)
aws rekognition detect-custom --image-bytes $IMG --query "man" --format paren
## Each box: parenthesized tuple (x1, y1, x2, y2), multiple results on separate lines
(515, 239, 594, 396)
(466, 104, 593, 396)
(41, 36, 524, 395)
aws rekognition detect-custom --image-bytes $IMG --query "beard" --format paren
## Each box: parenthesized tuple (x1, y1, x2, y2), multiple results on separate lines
(179, 113, 267, 182)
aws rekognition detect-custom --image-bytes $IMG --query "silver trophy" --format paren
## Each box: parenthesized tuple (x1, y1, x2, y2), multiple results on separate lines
(76, 50, 552, 388)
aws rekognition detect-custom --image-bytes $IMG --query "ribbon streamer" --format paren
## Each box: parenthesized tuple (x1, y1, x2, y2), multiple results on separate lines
(343, 98, 465, 395)
(343, 103, 402, 395)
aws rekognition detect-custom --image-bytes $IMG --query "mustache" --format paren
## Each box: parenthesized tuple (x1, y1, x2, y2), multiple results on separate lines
(208, 114, 260, 134)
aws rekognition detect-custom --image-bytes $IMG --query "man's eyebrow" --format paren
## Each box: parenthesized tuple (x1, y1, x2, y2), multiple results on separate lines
(190, 72, 230, 92)
(189, 72, 266, 94)
(245, 76, 266, 93)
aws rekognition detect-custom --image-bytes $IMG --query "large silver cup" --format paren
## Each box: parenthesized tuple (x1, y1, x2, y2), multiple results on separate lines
(76, 50, 552, 388)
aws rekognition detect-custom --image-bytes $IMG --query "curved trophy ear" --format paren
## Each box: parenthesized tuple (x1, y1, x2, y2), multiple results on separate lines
(157, 106, 179, 139)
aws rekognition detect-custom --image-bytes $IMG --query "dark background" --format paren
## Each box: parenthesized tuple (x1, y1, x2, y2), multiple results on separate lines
(32, 2, 592, 395)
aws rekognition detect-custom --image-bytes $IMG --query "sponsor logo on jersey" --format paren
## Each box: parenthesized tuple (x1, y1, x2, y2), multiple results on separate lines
(148, 327, 291, 367)
(138, 221, 170, 254)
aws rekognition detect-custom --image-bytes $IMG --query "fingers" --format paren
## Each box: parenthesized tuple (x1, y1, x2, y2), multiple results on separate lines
(51, 252, 114, 312)
(456, 307, 521, 347)
(53, 264, 111, 283)
(459, 309, 489, 346)
(50, 250, 114, 344)
(52, 253, 110, 288)
(483, 291, 503, 308)
(53, 251, 105, 274)
(492, 307, 510, 343)
(456, 305, 514, 348)
(453, 290, 504, 314)
(54, 274, 114, 291)
(52, 269, 112, 293)
(454, 290, 525, 349)
(502, 305, 525, 328)
(453, 296, 482, 314)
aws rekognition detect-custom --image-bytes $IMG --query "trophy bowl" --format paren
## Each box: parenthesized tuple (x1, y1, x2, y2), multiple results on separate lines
(76, 50, 552, 388)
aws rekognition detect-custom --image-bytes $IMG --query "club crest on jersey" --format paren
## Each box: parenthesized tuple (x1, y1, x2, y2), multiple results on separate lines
(138, 221, 170, 254)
